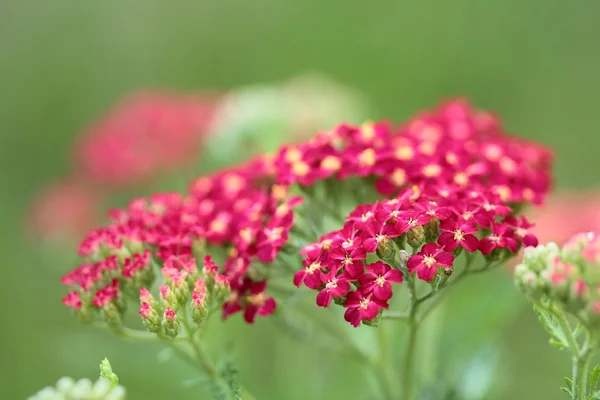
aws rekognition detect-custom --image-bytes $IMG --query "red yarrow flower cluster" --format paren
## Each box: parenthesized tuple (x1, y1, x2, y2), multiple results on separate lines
(60, 98, 552, 330)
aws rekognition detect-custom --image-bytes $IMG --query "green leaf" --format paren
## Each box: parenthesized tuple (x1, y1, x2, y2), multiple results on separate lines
(561, 387, 573, 397)
(564, 377, 573, 391)
(590, 365, 600, 391)
(587, 389, 600, 399)
(219, 357, 243, 400)
(533, 305, 569, 349)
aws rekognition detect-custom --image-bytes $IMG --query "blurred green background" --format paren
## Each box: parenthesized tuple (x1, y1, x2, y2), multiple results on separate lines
(2, 0, 600, 399)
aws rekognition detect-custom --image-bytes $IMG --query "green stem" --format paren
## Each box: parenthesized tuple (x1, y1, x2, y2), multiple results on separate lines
(573, 345, 592, 400)
(401, 274, 419, 400)
(545, 305, 592, 400)
(377, 324, 397, 400)
(400, 254, 481, 399)
(402, 321, 418, 400)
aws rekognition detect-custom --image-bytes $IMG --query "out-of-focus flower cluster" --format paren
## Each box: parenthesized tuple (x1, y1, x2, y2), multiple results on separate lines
(29, 75, 366, 243)
(28, 377, 126, 400)
(60, 98, 552, 333)
(515, 232, 600, 330)
(526, 191, 600, 246)
(76, 91, 217, 188)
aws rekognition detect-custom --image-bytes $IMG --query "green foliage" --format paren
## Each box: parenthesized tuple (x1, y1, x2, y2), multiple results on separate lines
(534, 306, 570, 350)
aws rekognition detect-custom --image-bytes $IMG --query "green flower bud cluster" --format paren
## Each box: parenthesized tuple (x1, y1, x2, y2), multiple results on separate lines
(515, 232, 600, 329)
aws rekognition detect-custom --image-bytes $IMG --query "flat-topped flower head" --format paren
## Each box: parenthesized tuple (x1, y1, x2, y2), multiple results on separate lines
(60, 97, 552, 330)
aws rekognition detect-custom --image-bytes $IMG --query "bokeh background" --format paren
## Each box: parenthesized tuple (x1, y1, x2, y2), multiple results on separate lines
(2, 1, 600, 399)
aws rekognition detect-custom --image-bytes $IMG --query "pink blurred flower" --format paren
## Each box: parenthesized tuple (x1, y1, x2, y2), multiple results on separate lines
(526, 191, 600, 245)
(75, 91, 218, 187)
(27, 178, 100, 241)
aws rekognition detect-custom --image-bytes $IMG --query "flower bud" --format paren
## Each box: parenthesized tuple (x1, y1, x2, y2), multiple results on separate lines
(162, 307, 180, 338)
(159, 285, 178, 312)
(407, 226, 425, 248)
(212, 274, 232, 304)
(424, 218, 440, 242)
(99, 358, 119, 387)
(139, 301, 161, 333)
(586, 300, 600, 327)
(100, 302, 122, 330)
(375, 237, 396, 261)
(171, 271, 190, 305)
(191, 279, 209, 324)
(567, 279, 590, 312)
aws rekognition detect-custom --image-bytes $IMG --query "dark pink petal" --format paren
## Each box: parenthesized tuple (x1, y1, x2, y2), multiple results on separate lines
(506, 237, 519, 253)
(361, 301, 383, 320)
(258, 297, 277, 316)
(344, 291, 362, 308)
(362, 238, 378, 253)
(523, 233, 538, 247)
(462, 235, 480, 252)
(407, 255, 423, 273)
(384, 269, 403, 283)
(333, 279, 351, 296)
(316, 290, 333, 307)
(421, 242, 440, 255)
(438, 232, 458, 251)
(373, 283, 393, 300)
(366, 261, 388, 276)
(416, 264, 437, 282)
(436, 252, 454, 267)
(344, 308, 361, 327)
(293, 270, 306, 287)
(479, 238, 496, 255)
(243, 305, 258, 323)
(344, 260, 365, 279)
(440, 218, 457, 231)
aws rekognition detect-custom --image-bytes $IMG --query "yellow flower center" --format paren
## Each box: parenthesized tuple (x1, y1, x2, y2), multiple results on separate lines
(423, 255, 437, 268)
(375, 275, 386, 287)
(359, 298, 371, 309)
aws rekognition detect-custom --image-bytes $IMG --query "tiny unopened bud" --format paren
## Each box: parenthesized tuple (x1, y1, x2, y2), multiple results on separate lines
(397, 250, 410, 268)
(567, 279, 590, 311)
(407, 226, 425, 248)
(101, 303, 122, 330)
(139, 301, 161, 333)
(99, 358, 119, 387)
(159, 285, 178, 311)
(213, 274, 232, 304)
(424, 218, 440, 242)
(586, 300, 600, 327)
(376, 237, 396, 261)
(162, 307, 180, 338)
(171, 271, 190, 305)
(444, 267, 453, 276)
(139, 287, 156, 306)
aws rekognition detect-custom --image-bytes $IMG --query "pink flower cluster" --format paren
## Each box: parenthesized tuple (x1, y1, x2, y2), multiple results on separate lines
(75, 91, 218, 187)
(28, 91, 217, 243)
(60, 98, 552, 329)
